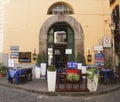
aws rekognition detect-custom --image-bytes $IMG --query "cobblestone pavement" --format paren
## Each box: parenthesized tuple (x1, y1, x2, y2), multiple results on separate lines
(0, 85, 120, 102)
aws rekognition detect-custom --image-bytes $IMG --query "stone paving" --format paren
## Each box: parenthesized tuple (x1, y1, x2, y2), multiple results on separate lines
(0, 77, 120, 97)
(1, 85, 120, 102)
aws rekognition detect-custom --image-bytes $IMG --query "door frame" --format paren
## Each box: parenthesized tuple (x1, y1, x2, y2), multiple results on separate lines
(39, 15, 84, 65)
(47, 22, 74, 67)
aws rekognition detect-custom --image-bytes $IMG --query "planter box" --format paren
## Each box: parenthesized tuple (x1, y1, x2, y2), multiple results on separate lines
(47, 71, 56, 91)
(87, 74, 98, 92)
(41, 63, 46, 76)
(35, 66, 41, 78)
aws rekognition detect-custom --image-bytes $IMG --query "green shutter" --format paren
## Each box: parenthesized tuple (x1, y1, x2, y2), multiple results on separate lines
(67, 27, 74, 62)
(48, 29, 54, 48)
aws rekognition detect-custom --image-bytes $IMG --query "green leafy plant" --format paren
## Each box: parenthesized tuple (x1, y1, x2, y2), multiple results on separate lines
(41, 51, 46, 63)
(76, 52, 86, 66)
(36, 51, 46, 66)
(0, 63, 8, 75)
(105, 58, 112, 69)
(36, 54, 40, 66)
(66, 73, 80, 81)
(48, 65, 56, 71)
(86, 68, 99, 83)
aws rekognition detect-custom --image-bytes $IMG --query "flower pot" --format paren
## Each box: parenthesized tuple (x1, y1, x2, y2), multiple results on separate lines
(41, 63, 46, 76)
(47, 70, 56, 91)
(87, 74, 98, 91)
(0, 73, 6, 77)
(35, 66, 41, 78)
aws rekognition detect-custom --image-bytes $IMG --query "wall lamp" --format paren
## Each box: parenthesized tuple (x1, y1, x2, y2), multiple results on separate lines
(87, 49, 92, 62)
(33, 49, 37, 60)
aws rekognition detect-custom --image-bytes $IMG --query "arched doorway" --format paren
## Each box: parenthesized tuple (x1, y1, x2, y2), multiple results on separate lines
(39, 15, 84, 67)
(47, 22, 74, 69)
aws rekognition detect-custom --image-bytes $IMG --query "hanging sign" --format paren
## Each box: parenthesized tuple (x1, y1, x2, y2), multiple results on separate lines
(103, 36, 111, 47)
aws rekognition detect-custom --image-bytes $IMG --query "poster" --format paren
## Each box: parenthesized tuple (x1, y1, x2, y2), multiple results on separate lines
(94, 53, 104, 66)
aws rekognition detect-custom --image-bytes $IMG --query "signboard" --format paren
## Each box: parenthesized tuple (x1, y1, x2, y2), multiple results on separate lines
(8, 59, 15, 67)
(94, 53, 104, 66)
(65, 49, 72, 54)
(48, 48, 52, 55)
(10, 46, 19, 58)
(67, 62, 77, 69)
(94, 45, 103, 52)
(103, 36, 111, 47)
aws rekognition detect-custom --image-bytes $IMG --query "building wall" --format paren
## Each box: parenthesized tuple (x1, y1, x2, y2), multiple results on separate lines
(110, 0, 120, 66)
(0, 0, 10, 65)
(3, 0, 111, 65)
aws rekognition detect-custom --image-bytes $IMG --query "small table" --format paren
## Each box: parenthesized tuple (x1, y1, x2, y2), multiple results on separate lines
(101, 69, 115, 84)
(7, 68, 27, 84)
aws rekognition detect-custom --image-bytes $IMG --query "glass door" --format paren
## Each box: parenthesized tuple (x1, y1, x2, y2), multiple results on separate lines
(47, 22, 74, 68)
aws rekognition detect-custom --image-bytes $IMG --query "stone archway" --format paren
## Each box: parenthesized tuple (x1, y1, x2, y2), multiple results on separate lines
(39, 14, 84, 57)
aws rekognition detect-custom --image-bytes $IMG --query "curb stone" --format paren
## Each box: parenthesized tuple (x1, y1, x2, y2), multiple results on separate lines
(0, 83, 120, 97)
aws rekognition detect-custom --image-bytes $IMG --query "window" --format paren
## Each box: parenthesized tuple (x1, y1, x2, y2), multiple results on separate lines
(47, 2, 74, 15)
(112, 5, 119, 23)
(54, 31, 66, 44)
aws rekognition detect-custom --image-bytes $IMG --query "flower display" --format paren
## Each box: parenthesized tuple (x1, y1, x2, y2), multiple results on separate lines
(0, 63, 7, 77)
(66, 73, 80, 81)
(86, 68, 99, 83)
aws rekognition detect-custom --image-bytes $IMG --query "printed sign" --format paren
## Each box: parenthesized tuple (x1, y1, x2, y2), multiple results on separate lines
(65, 49, 72, 54)
(67, 62, 77, 69)
(94, 45, 103, 51)
(94, 53, 104, 66)
(103, 36, 111, 47)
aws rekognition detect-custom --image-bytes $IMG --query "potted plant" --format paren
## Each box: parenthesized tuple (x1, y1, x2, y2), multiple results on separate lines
(76, 53, 86, 70)
(40, 51, 46, 76)
(105, 58, 112, 69)
(0, 63, 8, 77)
(76, 53, 86, 65)
(35, 54, 41, 78)
(47, 65, 56, 91)
(86, 68, 99, 91)
(66, 73, 80, 82)
(35, 51, 47, 78)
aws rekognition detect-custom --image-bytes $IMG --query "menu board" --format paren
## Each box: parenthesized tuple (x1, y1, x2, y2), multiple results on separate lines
(10, 46, 19, 58)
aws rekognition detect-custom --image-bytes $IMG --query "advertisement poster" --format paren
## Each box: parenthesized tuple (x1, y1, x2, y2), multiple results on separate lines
(94, 53, 104, 66)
